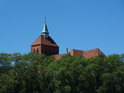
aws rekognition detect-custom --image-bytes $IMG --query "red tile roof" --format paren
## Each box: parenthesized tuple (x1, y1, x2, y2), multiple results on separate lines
(31, 35, 58, 47)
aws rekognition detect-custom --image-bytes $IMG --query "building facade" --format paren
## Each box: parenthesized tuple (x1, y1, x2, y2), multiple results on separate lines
(54, 48, 105, 60)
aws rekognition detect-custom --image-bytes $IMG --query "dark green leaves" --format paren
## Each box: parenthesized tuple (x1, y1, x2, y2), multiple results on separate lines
(0, 53, 124, 93)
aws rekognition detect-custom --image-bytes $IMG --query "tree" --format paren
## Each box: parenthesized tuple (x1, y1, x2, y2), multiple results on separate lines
(0, 53, 124, 93)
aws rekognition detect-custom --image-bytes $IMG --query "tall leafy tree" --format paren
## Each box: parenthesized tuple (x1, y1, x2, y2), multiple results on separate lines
(0, 53, 124, 93)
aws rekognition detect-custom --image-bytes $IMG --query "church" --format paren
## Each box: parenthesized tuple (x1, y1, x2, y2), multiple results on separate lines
(31, 22, 105, 59)
(31, 21, 59, 56)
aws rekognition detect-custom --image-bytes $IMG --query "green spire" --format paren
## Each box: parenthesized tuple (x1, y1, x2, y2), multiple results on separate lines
(41, 18, 49, 37)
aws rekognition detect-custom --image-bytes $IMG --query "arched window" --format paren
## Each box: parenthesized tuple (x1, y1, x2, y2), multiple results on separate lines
(37, 48, 39, 53)
(33, 49, 36, 52)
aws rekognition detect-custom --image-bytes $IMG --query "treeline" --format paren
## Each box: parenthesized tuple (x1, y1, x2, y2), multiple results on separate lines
(0, 53, 124, 93)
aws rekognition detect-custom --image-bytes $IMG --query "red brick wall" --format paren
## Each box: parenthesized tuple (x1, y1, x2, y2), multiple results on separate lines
(41, 45, 59, 56)
(70, 49, 83, 56)
(31, 44, 59, 56)
(83, 49, 98, 58)
(69, 48, 105, 59)
(31, 45, 42, 54)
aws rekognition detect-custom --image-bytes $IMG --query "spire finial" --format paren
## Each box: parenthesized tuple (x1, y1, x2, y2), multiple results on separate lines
(42, 17, 49, 37)
(44, 17, 47, 24)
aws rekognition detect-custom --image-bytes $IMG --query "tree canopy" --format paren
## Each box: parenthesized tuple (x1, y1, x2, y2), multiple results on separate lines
(0, 53, 124, 93)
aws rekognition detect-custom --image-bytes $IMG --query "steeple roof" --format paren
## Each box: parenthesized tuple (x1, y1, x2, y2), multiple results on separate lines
(31, 20, 58, 47)
(42, 23, 49, 33)
(41, 20, 49, 37)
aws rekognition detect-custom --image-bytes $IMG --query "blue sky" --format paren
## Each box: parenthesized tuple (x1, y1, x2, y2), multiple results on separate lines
(0, 0, 124, 55)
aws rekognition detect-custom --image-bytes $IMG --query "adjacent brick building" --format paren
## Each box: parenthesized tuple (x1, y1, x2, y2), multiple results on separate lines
(54, 48, 105, 60)
(31, 22, 105, 59)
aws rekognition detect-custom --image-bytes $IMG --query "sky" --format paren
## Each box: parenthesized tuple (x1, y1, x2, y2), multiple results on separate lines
(0, 0, 124, 55)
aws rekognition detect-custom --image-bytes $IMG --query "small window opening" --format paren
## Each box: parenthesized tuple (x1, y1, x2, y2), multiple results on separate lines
(34, 49, 36, 52)
(37, 48, 39, 53)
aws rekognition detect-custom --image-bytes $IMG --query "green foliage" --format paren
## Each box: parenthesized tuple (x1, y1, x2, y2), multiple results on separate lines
(0, 53, 124, 93)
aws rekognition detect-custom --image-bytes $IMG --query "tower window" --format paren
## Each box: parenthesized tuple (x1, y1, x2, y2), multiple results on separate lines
(33, 49, 36, 52)
(37, 48, 39, 53)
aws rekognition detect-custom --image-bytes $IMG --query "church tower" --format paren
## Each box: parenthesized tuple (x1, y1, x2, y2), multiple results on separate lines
(31, 21, 59, 56)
